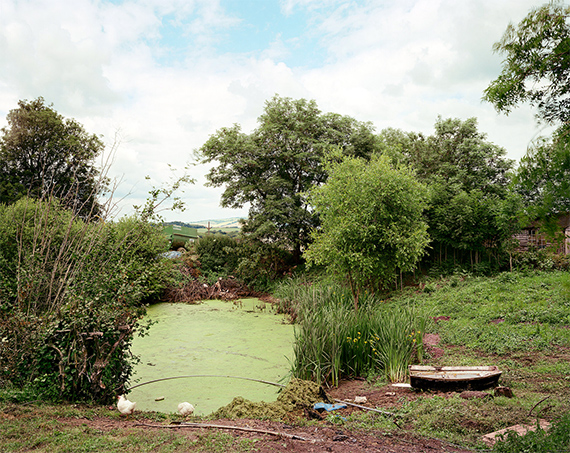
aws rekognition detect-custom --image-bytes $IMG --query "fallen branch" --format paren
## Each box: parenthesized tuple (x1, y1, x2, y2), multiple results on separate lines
(134, 422, 309, 441)
(528, 396, 551, 417)
(334, 399, 402, 428)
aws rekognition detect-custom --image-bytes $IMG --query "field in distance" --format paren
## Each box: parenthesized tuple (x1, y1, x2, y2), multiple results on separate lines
(167, 217, 243, 236)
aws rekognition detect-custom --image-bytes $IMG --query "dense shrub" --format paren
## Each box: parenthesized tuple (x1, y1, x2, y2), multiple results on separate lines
(0, 197, 169, 403)
(193, 233, 240, 279)
(234, 240, 295, 291)
(511, 246, 570, 271)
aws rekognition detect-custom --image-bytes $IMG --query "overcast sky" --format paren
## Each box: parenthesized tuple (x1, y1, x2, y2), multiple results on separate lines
(0, 0, 553, 222)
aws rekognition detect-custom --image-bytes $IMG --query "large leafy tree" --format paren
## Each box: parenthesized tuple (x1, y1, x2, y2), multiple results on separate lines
(514, 126, 570, 228)
(304, 153, 429, 308)
(0, 97, 106, 218)
(483, 1, 570, 125)
(198, 95, 379, 262)
(379, 117, 515, 265)
(484, 2, 570, 233)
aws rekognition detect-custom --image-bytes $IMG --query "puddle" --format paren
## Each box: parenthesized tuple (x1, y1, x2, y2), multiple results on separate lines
(128, 299, 294, 415)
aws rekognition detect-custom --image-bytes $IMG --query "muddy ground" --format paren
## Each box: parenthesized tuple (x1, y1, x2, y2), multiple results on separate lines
(6, 333, 562, 452)
(48, 378, 473, 453)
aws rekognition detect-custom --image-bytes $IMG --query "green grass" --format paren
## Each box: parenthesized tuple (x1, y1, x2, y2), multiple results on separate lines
(0, 403, 256, 453)
(397, 270, 570, 354)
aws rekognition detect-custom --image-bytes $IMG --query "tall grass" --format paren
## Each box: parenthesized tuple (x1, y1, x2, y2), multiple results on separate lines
(278, 278, 425, 385)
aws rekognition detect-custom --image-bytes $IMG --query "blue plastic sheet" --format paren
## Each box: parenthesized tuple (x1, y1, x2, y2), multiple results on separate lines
(313, 402, 347, 412)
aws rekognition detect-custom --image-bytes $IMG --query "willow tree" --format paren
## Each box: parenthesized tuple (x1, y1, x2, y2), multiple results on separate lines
(304, 153, 430, 308)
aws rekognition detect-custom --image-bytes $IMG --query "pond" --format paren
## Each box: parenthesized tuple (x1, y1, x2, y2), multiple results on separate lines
(128, 299, 294, 415)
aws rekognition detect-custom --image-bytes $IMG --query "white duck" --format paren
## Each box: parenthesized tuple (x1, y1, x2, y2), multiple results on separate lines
(117, 395, 137, 416)
(177, 402, 195, 416)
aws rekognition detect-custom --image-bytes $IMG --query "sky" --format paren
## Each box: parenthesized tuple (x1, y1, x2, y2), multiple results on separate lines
(0, 0, 554, 222)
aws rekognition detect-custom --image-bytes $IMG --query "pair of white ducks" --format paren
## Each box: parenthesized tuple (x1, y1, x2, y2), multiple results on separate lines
(117, 395, 194, 416)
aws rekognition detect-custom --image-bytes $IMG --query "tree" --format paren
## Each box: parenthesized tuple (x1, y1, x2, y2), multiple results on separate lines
(304, 153, 430, 308)
(0, 97, 106, 217)
(379, 117, 514, 267)
(198, 95, 379, 262)
(483, 1, 570, 125)
(513, 126, 570, 237)
(484, 2, 570, 239)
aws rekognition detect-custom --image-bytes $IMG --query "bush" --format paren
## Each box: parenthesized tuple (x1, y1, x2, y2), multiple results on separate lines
(511, 246, 569, 271)
(234, 240, 295, 292)
(194, 233, 240, 278)
(0, 197, 168, 403)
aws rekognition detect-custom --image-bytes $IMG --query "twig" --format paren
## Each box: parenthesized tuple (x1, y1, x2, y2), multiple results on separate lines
(333, 398, 397, 417)
(528, 395, 551, 417)
(334, 399, 402, 428)
(134, 422, 309, 441)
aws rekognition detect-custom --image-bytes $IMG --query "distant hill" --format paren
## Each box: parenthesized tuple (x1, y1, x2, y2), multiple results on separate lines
(167, 217, 244, 230)
(190, 217, 244, 229)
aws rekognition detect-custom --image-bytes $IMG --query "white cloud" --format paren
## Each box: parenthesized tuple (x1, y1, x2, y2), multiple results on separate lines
(0, 0, 553, 221)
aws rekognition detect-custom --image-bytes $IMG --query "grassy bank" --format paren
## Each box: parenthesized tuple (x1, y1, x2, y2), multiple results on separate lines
(323, 270, 570, 448)
(1, 270, 569, 451)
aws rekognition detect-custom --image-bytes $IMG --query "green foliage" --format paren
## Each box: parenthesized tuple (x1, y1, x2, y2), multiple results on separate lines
(513, 127, 570, 231)
(280, 278, 425, 385)
(484, 1, 570, 125)
(0, 97, 107, 218)
(193, 234, 240, 277)
(0, 197, 170, 403)
(198, 94, 379, 262)
(485, 2, 570, 235)
(511, 246, 570, 271)
(233, 239, 295, 291)
(305, 153, 429, 306)
(134, 166, 195, 223)
(379, 117, 516, 268)
(493, 412, 570, 452)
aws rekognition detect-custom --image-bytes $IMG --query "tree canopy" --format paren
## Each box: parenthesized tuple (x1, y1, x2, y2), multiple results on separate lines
(484, 1, 570, 237)
(379, 117, 515, 263)
(0, 97, 106, 217)
(304, 153, 429, 307)
(483, 1, 570, 125)
(198, 94, 379, 262)
(514, 126, 570, 223)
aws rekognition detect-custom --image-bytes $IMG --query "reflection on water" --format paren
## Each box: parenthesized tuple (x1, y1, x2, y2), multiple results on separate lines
(129, 299, 294, 415)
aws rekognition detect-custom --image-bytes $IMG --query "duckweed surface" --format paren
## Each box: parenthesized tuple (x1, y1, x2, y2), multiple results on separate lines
(129, 299, 294, 415)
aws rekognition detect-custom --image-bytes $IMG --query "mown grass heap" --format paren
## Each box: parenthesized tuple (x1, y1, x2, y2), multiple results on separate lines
(211, 378, 329, 420)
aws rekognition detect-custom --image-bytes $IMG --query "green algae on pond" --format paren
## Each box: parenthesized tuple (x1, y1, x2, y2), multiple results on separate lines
(129, 299, 294, 415)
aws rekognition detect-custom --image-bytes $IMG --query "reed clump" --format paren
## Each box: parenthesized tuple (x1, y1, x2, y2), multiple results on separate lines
(278, 278, 425, 386)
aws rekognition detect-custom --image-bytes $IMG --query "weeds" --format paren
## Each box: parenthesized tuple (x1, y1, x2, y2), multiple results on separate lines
(493, 412, 570, 452)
